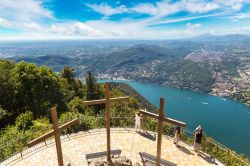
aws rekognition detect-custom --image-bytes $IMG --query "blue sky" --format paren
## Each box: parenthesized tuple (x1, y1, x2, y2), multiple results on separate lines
(0, 0, 250, 40)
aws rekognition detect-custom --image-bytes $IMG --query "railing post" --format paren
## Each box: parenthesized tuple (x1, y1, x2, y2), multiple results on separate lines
(20, 150, 23, 158)
(156, 97, 164, 166)
(227, 150, 230, 166)
(180, 127, 184, 142)
(105, 83, 112, 163)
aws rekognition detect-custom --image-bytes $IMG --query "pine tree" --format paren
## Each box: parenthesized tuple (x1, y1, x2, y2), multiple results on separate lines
(86, 72, 98, 100)
(61, 66, 75, 87)
(85, 72, 104, 114)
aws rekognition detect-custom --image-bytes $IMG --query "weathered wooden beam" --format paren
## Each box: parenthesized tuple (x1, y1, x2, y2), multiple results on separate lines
(110, 96, 129, 103)
(105, 83, 112, 163)
(140, 109, 159, 119)
(28, 118, 79, 147)
(139, 110, 186, 127)
(28, 130, 54, 147)
(60, 118, 79, 130)
(84, 96, 129, 105)
(51, 107, 64, 166)
(156, 98, 164, 166)
(165, 117, 186, 127)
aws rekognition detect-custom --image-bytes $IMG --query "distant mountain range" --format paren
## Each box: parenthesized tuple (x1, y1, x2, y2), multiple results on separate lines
(188, 33, 250, 42)
(3, 34, 249, 104)
(8, 44, 218, 92)
(11, 55, 78, 72)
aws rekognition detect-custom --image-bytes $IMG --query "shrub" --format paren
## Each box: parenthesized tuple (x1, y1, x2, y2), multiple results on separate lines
(15, 111, 33, 131)
(69, 97, 85, 113)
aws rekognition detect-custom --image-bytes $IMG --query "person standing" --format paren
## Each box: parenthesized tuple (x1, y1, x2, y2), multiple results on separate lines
(135, 112, 142, 132)
(174, 125, 181, 147)
(194, 125, 203, 156)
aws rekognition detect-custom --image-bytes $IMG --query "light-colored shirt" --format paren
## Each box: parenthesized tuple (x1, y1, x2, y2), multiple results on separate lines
(135, 114, 141, 124)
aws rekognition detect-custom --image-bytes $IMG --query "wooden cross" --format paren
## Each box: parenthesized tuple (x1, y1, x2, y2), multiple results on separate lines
(28, 107, 79, 166)
(140, 97, 186, 166)
(84, 82, 129, 163)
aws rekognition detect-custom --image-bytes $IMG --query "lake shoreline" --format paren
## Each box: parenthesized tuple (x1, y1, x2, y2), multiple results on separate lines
(98, 78, 250, 108)
(99, 78, 249, 107)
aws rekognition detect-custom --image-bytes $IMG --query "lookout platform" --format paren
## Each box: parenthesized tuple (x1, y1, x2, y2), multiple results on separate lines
(4, 128, 223, 166)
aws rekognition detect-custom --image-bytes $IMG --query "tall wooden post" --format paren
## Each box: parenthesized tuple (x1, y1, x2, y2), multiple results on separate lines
(84, 83, 129, 163)
(156, 97, 164, 166)
(28, 107, 79, 166)
(51, 107, 64, 166)
(140, 98, 185, 165)
(105, 83, 111, 163)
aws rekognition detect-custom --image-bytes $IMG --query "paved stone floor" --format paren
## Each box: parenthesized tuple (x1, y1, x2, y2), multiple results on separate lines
(5, 128, 223, 166)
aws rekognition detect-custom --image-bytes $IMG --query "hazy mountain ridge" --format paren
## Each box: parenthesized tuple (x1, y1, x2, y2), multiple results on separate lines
(11, 55, 78, 72)
(189, 33, 250, 42)
(3, 34, 250, 106)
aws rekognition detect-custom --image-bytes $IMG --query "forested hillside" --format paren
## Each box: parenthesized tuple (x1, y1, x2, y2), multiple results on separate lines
(0, 60, 139, 128)
(0, 60, 79, 127)
(0, 60, 142, 162)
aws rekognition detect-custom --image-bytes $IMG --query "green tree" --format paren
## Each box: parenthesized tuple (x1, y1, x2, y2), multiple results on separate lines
(85, 72, 104, 114)
(61, 66, 75, 85)
(85, 72, 102, 100)
(75, 79, 84, 98)
(60, 77, 75, 102)
(0, 107, 10, 127)
(14, 62, 67, 117)
(69, 97, 85, 113)
(60, 66, 84, 100)
(0, 60, 17, 123)
(128, 98, 140, 109)
(15, 111, 33, 132)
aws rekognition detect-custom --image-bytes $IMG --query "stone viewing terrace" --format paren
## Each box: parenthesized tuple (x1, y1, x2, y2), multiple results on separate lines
(2, 128, 223, 166)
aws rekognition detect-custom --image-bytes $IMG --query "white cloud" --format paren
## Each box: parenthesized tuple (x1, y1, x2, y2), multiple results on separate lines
(152, 11, 227, 25)
(132, 1, 181, 16)
(184, 22, 202, 36)
(132, 3, 159, 16)
(132, 0, 220, 17)
(19, 21, 103, 37)
(232, 26, 250, 34)
(0, 18, 203, 40)
(88, 0, 221, 17)
(215, 0, 250, 10)
(87, 0, 250, 18)
(187, 23, 202, 29)
(82, 19, 203, 39)
(0, 0, 53, 22)
(182, 0, 219, 13)
(48, 22, 102, 36)
(231, 13, 250, 19)
(86, 3, 128, 16)
(1, 0, 250, 40)
(22, 22, 43, 31)
(0, 18, 12, 27)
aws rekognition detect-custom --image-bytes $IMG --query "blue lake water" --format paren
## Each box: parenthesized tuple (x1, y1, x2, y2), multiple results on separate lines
(101, 80, 250, 157)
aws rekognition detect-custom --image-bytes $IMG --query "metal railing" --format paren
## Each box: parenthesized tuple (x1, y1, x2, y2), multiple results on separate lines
(163, 122, 250, 166)
(0, 116, 249, 166)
